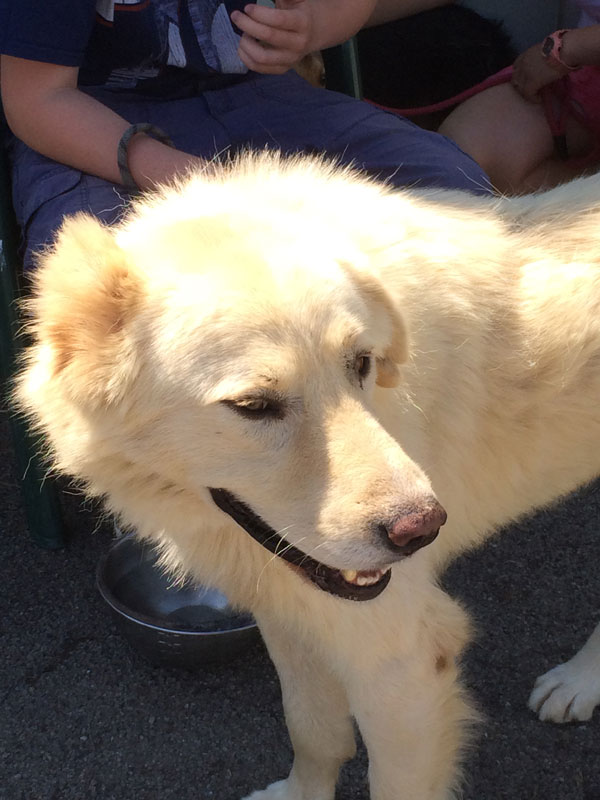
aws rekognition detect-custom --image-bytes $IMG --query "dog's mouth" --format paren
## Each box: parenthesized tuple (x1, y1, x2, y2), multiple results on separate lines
(209, 488, 392, 601)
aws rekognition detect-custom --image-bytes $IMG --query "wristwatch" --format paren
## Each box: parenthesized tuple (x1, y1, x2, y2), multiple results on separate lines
(541, 29, 580, 72)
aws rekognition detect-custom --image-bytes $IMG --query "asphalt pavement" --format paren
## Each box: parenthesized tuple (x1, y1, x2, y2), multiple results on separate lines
(1, 410, 599, 800)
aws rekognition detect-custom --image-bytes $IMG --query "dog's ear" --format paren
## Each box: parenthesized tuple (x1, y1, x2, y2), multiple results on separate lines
(26, 214, 145, 407)
(343, 266, 408, 388)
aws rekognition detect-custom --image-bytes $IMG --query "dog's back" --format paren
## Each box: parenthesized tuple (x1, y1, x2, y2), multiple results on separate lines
(374, 174, 600, 563)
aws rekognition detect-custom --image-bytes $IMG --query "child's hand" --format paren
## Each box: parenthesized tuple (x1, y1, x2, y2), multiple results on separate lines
(231, 0, 316, 75)
(510, 43, 562, 102)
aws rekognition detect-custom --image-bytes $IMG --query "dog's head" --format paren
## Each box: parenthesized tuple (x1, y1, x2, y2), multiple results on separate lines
(17, 155, 445, 601)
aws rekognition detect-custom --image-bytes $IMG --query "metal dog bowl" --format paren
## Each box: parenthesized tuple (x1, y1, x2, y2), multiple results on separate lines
(97, 534, 260, 667)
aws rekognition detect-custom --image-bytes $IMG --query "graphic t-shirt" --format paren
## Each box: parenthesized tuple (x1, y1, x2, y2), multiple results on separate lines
(0, 0, 252, 89)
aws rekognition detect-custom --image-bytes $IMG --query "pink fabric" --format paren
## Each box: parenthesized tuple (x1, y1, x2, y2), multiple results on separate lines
(567, 64, 600, 126)
(542, 65, 600, 166)
(538, 3, 600, 164)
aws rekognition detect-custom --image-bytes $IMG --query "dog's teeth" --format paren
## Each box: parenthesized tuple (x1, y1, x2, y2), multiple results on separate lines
(341, 569, 385, 586)
(357, 571, 383, 586)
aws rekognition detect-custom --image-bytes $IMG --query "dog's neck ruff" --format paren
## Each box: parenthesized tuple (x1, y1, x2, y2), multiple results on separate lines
(209, 488, 391, 601)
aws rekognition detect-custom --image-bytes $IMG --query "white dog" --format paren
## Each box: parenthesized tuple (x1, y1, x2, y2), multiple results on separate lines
(15, 154, 600, 800)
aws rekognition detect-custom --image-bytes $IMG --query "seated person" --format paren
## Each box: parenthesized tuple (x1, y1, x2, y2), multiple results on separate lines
(0, 0, 490, 272)
(439, 1, 600, 194)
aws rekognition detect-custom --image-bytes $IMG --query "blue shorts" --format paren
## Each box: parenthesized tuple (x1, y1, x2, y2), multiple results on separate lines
(7, 71, 491, 270)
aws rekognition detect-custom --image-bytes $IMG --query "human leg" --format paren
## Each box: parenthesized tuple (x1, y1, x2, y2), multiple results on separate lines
(7, 88, 232, 270)
(7, 139, 130, 271)
(438, 81, 600, 194)
(10, 70, 492, 271)
(438, 82, 559, 194)
(202, 71, 493, 195)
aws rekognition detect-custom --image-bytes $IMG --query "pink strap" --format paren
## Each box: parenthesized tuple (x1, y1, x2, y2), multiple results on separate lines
(364, 65, 514, 117)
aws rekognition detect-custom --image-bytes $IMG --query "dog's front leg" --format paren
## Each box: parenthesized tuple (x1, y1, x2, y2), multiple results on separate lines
(348, 649, 471, 800)
(242, 615, 356, 800)
(341, 584, 474, 800)
(529, 621, 600, 723)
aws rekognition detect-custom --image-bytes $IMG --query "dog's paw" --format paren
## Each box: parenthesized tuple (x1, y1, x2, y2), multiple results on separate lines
(528, 660, 600, 723)
(242, 779, 333, 800)
(242, 780, 300, 800)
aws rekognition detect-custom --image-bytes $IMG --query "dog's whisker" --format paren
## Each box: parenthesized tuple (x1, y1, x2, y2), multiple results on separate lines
(263, 525, 296, 550)
(273, 533, 307, 558)
(382, 164, 404, 186)
(255, 533, 328, 593)
(205, 145, 233, 170)
(99, 198, 128, 216)
(456, 165, 496, 195)
(256, 549, 292, 592)
(295, 540, 328, 560)
(273, 524, 297, 538)
(20, 455, 34, 482)
(255, 532, 306, 593)
(405, 395, 429, 421)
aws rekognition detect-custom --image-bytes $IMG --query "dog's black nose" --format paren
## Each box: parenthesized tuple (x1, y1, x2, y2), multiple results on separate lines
(379, 500, 447, 556)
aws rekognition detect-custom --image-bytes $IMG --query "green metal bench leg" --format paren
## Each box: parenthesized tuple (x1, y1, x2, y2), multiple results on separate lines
(0, 150, 65, 549)
(323, 38, 363, 98)
(1, 248, 65, 549)
(6, 416, 65, 550)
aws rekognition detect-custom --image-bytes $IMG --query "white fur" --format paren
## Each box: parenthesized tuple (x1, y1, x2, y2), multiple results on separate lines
(529, 623, 600, 723)
(15, 154, 600, 799)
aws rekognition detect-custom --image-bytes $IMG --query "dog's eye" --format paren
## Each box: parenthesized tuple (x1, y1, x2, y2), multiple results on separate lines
(222, 397, 284, 421)
(355, 354, 372, 385)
